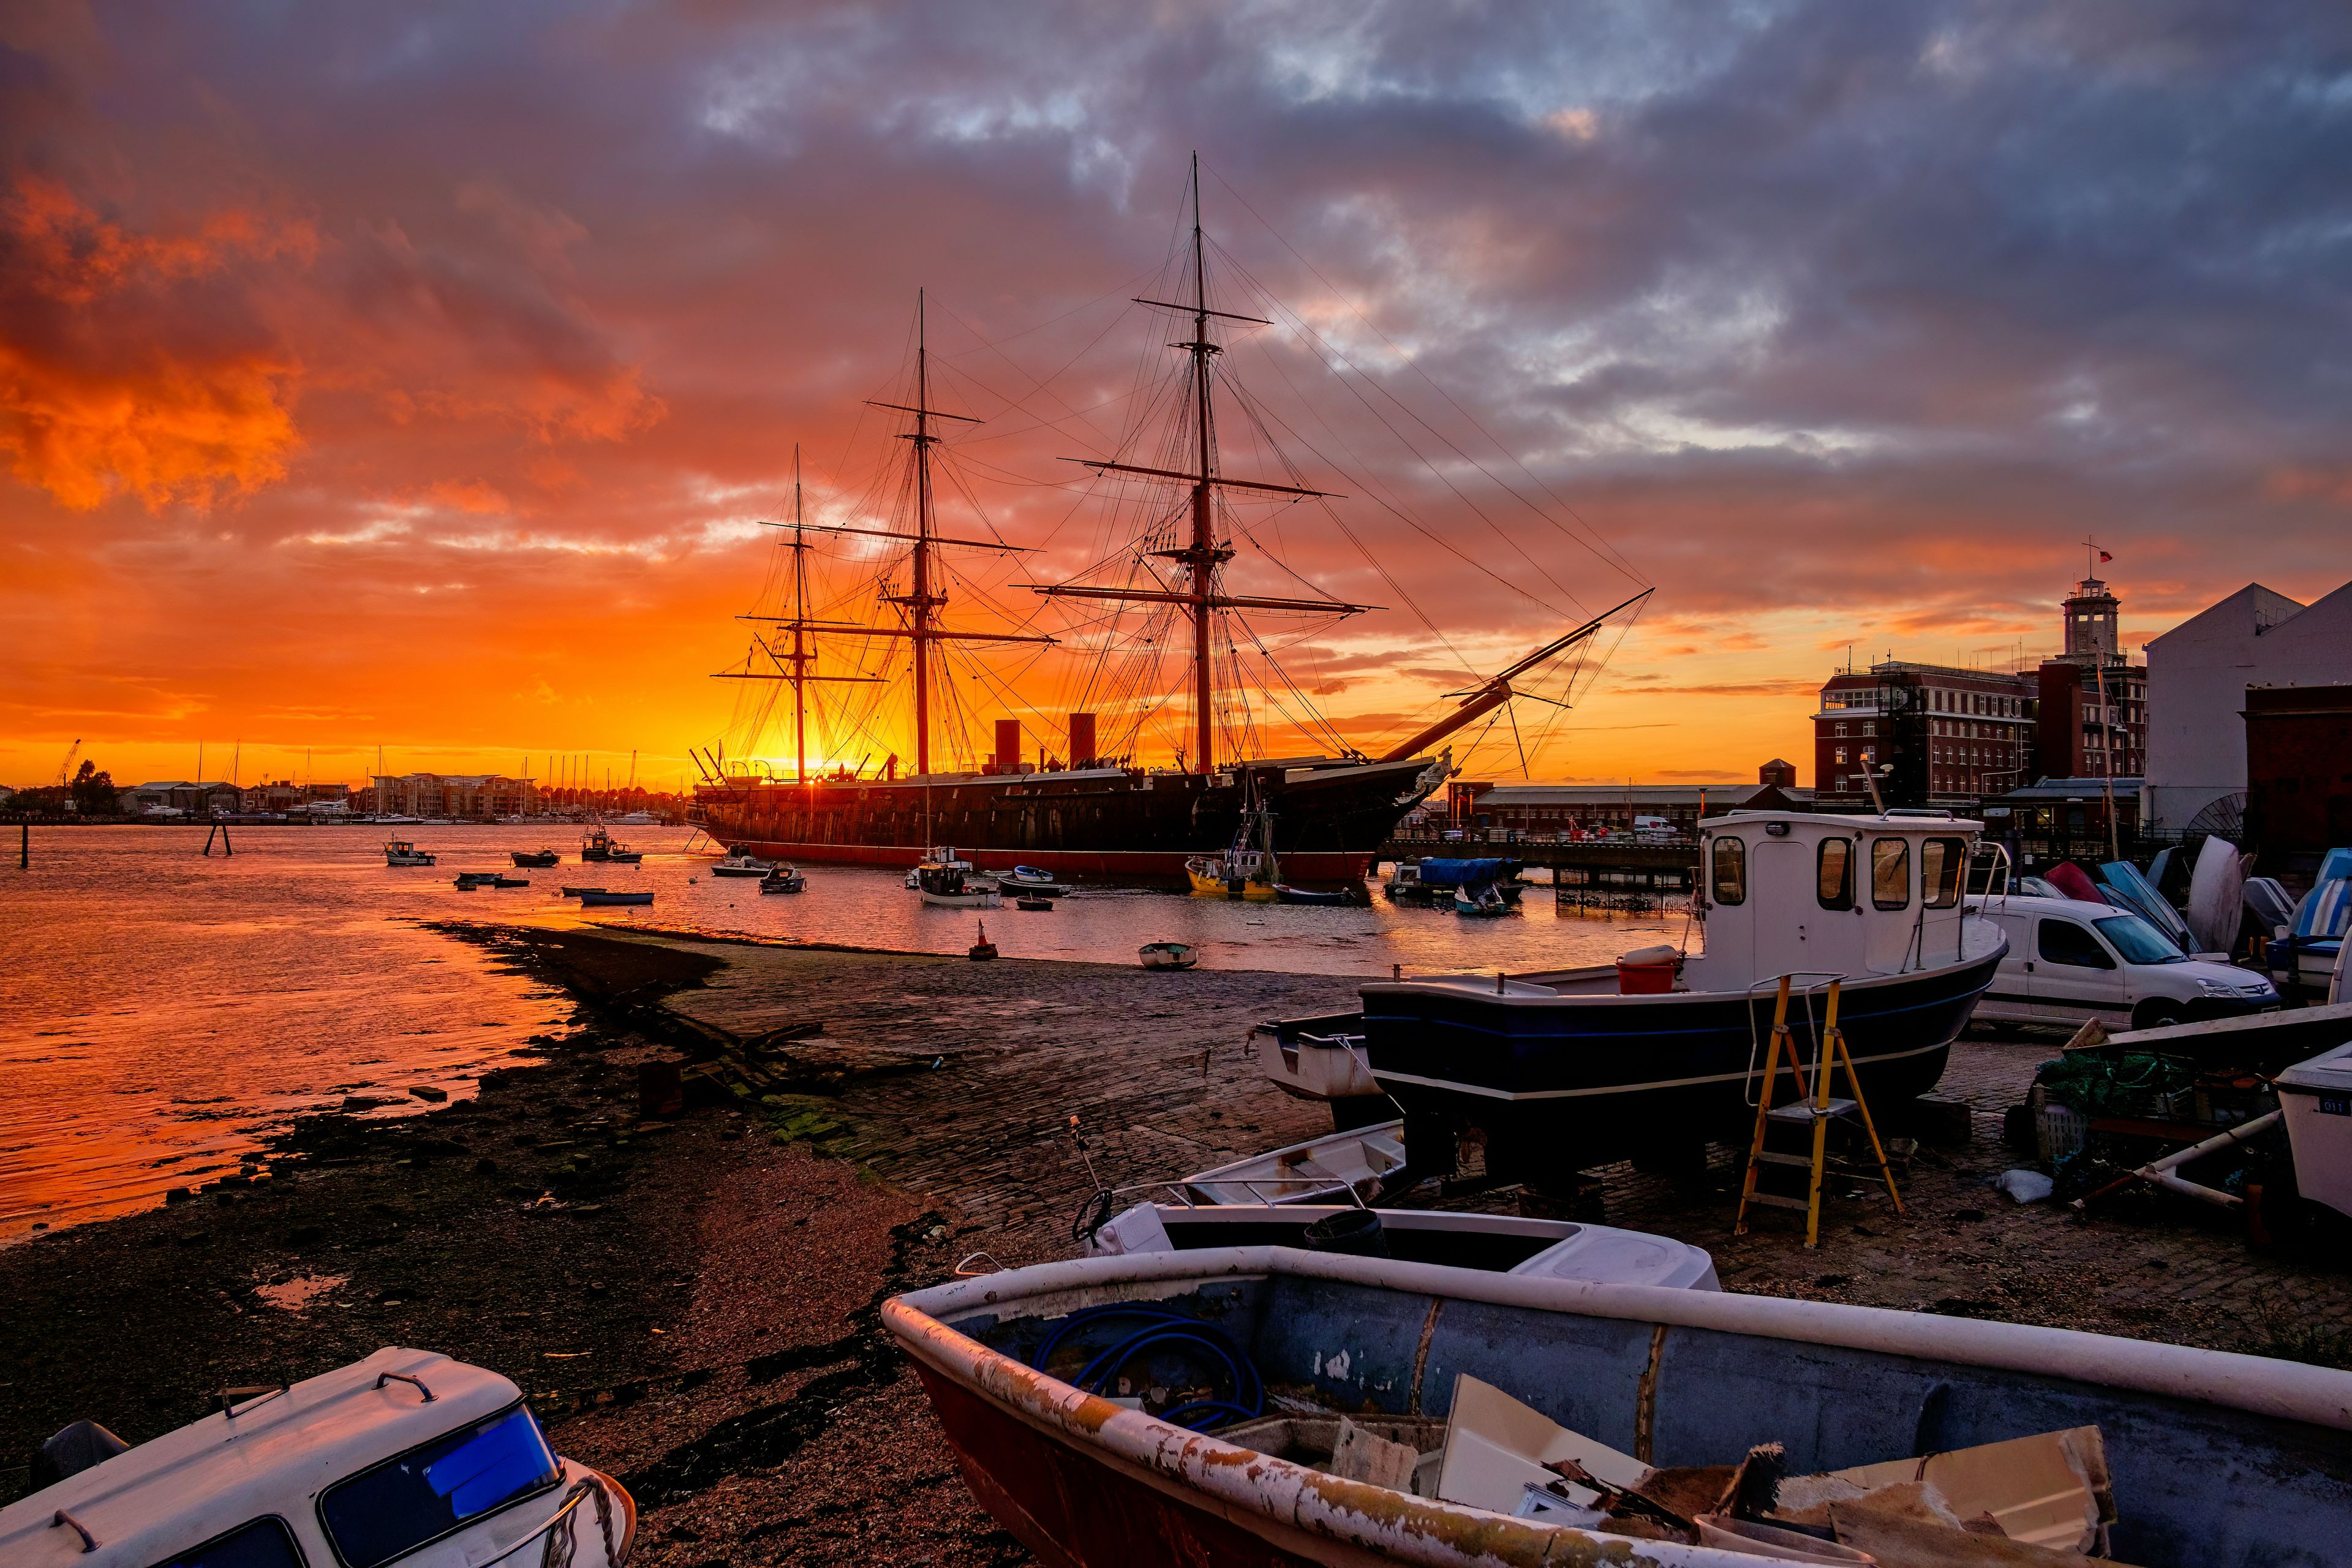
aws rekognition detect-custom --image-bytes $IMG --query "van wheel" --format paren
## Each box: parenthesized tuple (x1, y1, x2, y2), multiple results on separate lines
(2132, 1000, 2186, 1031)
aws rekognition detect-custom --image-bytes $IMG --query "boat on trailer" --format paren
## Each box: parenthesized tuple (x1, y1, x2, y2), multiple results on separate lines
(883, 1247, 2351, 1568)
(1359, 809, 2006, 1185)
(0, 1347, 634, 1568)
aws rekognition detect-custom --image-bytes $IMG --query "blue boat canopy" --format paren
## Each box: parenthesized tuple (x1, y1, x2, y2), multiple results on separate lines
(1411, 858, 1515, 888)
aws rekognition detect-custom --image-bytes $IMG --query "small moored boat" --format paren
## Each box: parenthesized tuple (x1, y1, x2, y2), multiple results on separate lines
(603, 846, 643, 864)
(1139, 941, 1196, 970)
(1273, 882, 1365, 906)
(1452, 882, 1512, 916)
(1000, 865, 1072, 897)
(0, 1347, 634, 1568)
(511, 849, 560, 868)
(1016, 896, 1055, 911)
(710, 851, 775, 878)
(576, 889, 654, 907)
(758, 865, 805, 894)
(559, 886, 606, 898)
(918, 853, 1000, 908)
(383, 840, 435, 867)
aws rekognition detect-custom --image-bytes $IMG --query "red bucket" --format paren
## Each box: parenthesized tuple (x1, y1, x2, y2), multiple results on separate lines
(1616, 944, 1679, 994)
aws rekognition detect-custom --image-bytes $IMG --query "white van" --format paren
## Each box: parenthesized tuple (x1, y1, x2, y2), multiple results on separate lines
(1966, 892, 2279, 1031)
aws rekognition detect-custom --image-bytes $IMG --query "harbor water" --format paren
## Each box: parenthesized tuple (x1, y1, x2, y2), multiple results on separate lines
(2, 824, 1675, 1239)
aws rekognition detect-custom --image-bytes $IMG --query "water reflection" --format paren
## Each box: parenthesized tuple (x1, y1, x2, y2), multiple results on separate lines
(2, 824, 1681, 1238)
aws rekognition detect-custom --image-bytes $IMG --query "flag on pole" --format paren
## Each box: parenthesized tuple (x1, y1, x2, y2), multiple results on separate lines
(2098, 550, 2113, 563)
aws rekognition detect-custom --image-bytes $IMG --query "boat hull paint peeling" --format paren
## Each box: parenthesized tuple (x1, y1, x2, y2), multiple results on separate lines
(883, 1250, 2352, 1568)
(893, 1307, 1740, 1568)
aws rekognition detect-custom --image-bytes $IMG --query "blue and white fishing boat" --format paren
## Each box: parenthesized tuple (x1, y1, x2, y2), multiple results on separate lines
(884, 1247, 2350, 1568)
(1359, 810, 2005, 1182)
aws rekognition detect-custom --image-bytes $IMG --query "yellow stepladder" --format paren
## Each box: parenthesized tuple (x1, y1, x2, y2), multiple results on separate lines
(1735, 977, 1904, 1246)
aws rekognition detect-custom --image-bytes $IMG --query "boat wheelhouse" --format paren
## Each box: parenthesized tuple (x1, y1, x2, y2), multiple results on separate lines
(1359, 810, 2007, 1184)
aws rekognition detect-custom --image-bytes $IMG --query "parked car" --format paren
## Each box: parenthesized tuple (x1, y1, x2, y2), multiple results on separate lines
(1966, 892, 2279, 1031)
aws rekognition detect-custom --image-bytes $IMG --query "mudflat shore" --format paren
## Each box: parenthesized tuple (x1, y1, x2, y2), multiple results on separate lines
(5, 924, 2348, 1565)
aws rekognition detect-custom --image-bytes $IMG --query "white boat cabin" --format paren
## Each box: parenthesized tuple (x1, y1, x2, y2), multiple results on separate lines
(1, 1348, 632, 1568)
(1684, 810, 1990, 992)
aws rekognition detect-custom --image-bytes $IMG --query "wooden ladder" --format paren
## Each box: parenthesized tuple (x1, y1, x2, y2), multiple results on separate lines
(1734, 976, 1904, 1247)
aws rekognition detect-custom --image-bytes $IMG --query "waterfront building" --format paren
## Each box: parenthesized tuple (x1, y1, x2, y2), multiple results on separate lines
(2034, 575, 2146, 783)
(2141, 581, 2352, 835)
(1978, 775, 2144, 872)
(1812, 662, 2036, 812)
(1444, 763, 1812, 840)
(371, 772, 534, 820)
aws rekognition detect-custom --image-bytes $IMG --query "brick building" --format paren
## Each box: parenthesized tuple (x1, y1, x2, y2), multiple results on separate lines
(2034, 575, 2146, 782)
(1813, 663, 2036, 812)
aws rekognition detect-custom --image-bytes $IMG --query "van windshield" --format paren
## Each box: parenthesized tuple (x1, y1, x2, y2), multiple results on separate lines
(2093, 913, 2185, 965)
(320, 1406, 558, 1568)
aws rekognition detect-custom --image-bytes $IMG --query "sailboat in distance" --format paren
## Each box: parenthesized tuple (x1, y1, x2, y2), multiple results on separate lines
(693, 159, 1650, 883)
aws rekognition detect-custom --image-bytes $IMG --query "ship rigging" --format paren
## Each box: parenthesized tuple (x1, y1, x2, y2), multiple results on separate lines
(693, 157, 1651, 881)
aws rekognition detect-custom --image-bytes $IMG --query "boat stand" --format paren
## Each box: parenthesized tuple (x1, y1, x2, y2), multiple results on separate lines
(1735, 976, 1903, 1246)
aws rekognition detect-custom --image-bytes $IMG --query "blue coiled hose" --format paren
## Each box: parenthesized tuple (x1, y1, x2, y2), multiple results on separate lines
(1030, 1303, 1264, 1431)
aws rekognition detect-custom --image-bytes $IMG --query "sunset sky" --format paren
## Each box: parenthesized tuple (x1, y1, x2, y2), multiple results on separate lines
(5, 2, 2349, 793)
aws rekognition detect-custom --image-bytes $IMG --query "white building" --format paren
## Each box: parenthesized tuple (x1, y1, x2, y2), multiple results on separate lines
(2142, 581, 2352, 833)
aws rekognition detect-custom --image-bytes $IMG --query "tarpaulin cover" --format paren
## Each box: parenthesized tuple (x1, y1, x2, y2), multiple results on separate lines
(1411, 859, 1516, 887)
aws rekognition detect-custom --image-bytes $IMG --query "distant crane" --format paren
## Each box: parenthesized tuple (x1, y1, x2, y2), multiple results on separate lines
(56, 739, 81, 787)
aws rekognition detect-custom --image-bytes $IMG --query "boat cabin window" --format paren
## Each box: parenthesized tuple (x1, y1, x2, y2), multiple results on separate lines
(1921, 837, 1966, 908)
(1711, 836, 1746, 905)
(1870, 837, 1910, 911)
(2037, 918, 2116, 970)
(150, 1517, 305, 1568)
(1817, 838, 1853, 911)
(318, 1405, 559, 1568)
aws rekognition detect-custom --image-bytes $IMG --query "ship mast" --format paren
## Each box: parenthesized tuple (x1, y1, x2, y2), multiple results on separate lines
(1035, 156, 1370, 774)
(734, 292, 1052, 778)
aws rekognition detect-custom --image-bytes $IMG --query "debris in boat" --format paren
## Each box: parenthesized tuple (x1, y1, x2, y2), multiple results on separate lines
(1330, 1416, 1419, 1490)
(1776, 1425, 2113, 1554)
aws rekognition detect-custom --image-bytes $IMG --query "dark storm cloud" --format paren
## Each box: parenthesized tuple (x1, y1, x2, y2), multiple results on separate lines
(4, 0, 2348, 777)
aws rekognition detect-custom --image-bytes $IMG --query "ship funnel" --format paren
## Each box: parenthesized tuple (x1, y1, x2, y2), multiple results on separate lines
(1068, 712, 1097, 768)
(994, 718, 1022, 775)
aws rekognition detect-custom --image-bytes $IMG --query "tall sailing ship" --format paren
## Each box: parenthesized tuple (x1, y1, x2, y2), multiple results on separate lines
(693, 161, 1646, 882)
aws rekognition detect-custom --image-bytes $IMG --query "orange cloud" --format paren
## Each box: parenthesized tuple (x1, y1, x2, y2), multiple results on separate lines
(0, 179, 313, 510)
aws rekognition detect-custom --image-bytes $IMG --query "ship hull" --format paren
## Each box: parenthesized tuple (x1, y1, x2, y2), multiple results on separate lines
(694, 756, 1442, 885)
